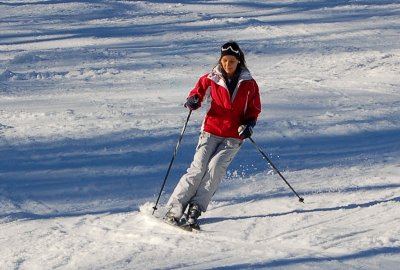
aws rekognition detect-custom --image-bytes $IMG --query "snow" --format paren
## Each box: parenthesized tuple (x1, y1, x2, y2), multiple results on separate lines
(1, 0, 399, 269)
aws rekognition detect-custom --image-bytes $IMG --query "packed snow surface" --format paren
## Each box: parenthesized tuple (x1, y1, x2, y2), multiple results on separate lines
(1, 0, 399, 269)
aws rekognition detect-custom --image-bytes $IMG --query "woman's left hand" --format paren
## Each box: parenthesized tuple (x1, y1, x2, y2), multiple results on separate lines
(238, 124, 253, 139)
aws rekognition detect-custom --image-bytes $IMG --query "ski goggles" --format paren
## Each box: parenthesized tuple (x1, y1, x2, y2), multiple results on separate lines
(221, 45, 240, 56)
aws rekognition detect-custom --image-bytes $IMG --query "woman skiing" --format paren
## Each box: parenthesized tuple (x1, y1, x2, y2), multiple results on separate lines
(165, 41, 262, 230)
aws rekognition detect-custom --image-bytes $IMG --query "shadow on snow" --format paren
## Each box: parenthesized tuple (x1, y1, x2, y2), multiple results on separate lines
(1, 0, 399, 50)
(212, 246, 400, 269)
(0, 124, 399, 221)
(205, 195, 400, 224)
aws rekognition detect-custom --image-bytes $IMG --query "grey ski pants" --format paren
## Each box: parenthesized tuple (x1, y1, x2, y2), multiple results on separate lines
(166, 131, 242, 218)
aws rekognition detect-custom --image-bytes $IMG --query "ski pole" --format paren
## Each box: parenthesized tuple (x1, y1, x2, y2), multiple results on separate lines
(248, 136, 304, 203)
(152, 110, 192, 215)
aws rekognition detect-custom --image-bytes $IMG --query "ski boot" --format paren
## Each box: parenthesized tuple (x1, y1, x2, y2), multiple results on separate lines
(184, 204, 201, 231)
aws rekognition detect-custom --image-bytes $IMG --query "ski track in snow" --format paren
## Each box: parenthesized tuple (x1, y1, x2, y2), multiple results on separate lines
(1, 0, 400, 269)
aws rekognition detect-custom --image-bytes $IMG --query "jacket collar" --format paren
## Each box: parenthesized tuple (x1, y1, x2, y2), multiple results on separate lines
(207, 65, 253, 103)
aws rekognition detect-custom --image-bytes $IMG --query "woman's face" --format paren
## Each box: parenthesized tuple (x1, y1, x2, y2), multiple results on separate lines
(220, 55, 239, 78)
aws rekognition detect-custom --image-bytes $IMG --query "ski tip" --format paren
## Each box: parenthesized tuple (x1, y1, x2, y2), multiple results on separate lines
(179, 224, 193, 232)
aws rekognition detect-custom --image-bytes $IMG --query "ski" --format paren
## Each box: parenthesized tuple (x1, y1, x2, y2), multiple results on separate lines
(162, 217, 201, 233)
(142, 211, 200, 233)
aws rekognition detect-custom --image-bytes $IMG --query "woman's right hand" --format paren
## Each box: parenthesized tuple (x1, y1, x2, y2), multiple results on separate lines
(184, 95, 200, 110)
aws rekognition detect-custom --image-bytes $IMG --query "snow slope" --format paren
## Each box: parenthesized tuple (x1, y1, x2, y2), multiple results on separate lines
(1, 0, 399, 269)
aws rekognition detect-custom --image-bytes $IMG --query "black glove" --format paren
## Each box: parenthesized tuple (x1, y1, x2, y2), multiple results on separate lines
(184, 95, 200, 110)
(238, 118, 256, 139)
(238, 124, 253, 139)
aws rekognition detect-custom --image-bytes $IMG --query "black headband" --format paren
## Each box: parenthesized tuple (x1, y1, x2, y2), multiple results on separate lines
(221, 42, 240, 58)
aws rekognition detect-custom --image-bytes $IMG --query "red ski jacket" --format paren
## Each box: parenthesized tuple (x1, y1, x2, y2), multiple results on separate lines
(188, 65, 261, 139)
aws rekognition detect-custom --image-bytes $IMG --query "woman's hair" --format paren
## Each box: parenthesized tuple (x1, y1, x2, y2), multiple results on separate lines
(218, 41, 247, 69)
